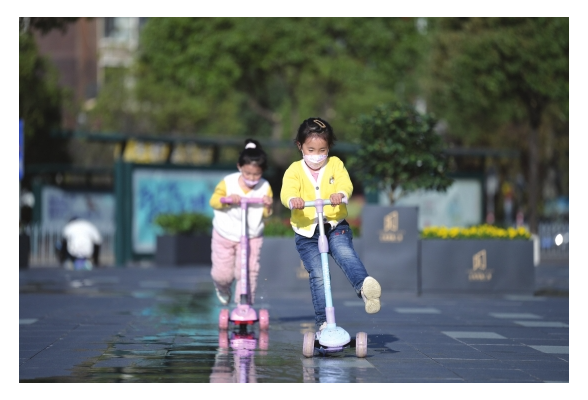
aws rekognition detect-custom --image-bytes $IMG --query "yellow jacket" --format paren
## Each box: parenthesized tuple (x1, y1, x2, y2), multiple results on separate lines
(280, 156, 353, 237)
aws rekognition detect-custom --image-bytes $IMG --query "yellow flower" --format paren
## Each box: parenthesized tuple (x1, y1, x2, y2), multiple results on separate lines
(421, 224, 531, 240)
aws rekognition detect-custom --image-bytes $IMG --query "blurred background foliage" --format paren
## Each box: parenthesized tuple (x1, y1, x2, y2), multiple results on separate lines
(87, 17, 428, 141)
(19, 17, 569, 231)
(153, 212, 212, 235)
(19, 32, 72, 165)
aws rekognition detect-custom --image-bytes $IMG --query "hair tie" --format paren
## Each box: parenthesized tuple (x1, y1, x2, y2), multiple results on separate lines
(313, 119, 326, 129)
(245, 143, 256, 149)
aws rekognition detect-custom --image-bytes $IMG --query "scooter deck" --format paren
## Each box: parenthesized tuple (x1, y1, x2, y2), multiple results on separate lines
(314, 338, 357, 355)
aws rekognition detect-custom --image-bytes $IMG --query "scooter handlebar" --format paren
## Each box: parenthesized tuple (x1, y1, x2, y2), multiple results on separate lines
(303, 198, 348, 208)
(220, 197, 264, 204)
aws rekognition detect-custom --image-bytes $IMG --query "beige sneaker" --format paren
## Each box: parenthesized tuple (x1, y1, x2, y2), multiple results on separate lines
(361, 277, 381, 314)
(315, 322, 327, 340)
(215, 287, 231, 306)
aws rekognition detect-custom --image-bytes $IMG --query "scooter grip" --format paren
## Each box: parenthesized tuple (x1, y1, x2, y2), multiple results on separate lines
(245, 198, 265, 204)
(303, 198, 349, 207)
(220, 197, 264, 204)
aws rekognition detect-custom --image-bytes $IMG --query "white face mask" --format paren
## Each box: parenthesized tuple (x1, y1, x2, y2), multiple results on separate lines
(242, 177, 259, 187)
(238, 167, 261, 188)
(302, 153, 328, 169)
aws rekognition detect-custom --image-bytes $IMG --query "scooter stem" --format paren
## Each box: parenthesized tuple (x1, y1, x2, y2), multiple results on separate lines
(220, 196, 264, 305)
(240, 198, 249, 304)
(303, 198, 348, 327)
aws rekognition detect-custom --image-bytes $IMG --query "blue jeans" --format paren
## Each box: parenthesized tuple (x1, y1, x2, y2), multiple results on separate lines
(294, 220, 369, 328)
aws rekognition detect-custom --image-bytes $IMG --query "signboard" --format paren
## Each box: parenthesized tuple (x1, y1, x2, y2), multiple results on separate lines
(41, 186, 115, 233)
(360, 205, 419, 292)
(113, 139, 215, 165)
(19, 120, 24, 180)
(132, 168, 228, 253)
(382, 178, 483, 229)
(420, 240, 535, 294)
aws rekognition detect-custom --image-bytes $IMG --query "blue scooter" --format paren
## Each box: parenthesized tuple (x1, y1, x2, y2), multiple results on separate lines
(300, 198, 368, 358)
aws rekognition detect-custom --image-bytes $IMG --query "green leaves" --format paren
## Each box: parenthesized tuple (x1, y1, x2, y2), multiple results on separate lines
(426, 17, 568, 144)
(19, 32, 72, 165)
(347, 102, 453, 203)
(262, 218, 296, 237)
(153, 212, 212, 235)
(89, 18, 428, 141)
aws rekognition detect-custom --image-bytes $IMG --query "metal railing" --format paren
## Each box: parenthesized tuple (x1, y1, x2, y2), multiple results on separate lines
(22, 222, 567, 267)
(25, 224, 115, 267)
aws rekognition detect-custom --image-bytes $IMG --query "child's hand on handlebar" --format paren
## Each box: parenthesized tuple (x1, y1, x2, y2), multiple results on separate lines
(289, 197, 305, 210)
(329, 193, 344, 206)
(262, 195, 273, 207)
(229, 194, 241, 204)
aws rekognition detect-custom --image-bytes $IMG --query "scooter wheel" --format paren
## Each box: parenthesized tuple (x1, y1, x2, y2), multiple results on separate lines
(303, 332, 315, 358)
(259, 309, 269, 330)
(218, 329, 229, 349)
(259, 329, 269, 352)
(355, 332, 368, 358)
(219, 308, 229, 330)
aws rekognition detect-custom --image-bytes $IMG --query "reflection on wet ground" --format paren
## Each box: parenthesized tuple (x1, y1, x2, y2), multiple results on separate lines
(24, 301, 280, 382)
(21, 267, 570, 383)
(20, 270, 317, 383)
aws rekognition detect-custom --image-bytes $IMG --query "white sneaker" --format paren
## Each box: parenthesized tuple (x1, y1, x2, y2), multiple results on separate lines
(215, 287, 231, 306)
(315, 322, 327, 340)
(361, 276, 381, 314)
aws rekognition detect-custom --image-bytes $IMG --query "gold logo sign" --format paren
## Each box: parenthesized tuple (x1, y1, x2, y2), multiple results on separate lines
(379, 211, 404, 242)
(468, 249, 493, 281)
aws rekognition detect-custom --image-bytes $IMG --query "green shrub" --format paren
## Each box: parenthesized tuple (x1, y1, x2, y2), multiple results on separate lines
(153, 212, 212, 235)
(263, 217, 295, 237)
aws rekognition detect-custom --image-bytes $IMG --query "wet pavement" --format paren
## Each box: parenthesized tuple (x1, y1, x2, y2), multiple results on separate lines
(20, 263, 569, 383)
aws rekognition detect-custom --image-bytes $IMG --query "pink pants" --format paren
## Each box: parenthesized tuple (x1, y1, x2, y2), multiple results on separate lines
(211, 229, 263, 304)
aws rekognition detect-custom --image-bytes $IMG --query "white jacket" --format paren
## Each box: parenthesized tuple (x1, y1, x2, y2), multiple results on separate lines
(63, 219, 102, 258)
(211, 172, 272, 242)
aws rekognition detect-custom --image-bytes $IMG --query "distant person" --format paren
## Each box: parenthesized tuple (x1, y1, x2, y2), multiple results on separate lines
(280, 117, 382, 338)
(56, 216, 102, 270)
(209, 139, 273, 305)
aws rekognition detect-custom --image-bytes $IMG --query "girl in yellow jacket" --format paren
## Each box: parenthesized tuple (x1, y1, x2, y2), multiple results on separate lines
(280, 117, 381, 336)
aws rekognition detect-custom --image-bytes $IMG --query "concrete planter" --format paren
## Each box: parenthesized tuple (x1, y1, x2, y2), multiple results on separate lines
(360, 205, 420, 292)
(258, 237, 309, 294)
(155, 234, 211, 267)
(20, 233, 30, 269)
(419, 239, 535, 294)
(257, 237, 365, 296)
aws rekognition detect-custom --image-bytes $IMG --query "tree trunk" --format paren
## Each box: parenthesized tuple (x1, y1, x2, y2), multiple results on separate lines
(528, 125, 539, 234)
(247, 97, 282, 140)
(387, 184, 396, 205)
(526, 98, 543, 235)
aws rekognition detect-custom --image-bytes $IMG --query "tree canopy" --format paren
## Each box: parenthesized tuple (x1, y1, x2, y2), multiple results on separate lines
(347, 102, 454, 203)
(425, 17, 568, 145)
(20, 17, 80, 35)
(24, 17, 569, 228)
(423, 17, 569, 232)
(89, 17, 428, 143)
(19, 32, 71, 168)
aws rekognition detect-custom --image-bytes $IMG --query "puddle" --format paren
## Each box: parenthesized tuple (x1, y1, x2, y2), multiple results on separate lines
(20, 271, 377, 383)
(20, 285, 305, 382)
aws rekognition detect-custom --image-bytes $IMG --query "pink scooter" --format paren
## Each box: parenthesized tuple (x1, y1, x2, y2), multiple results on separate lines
(218, 196, 269, 332)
